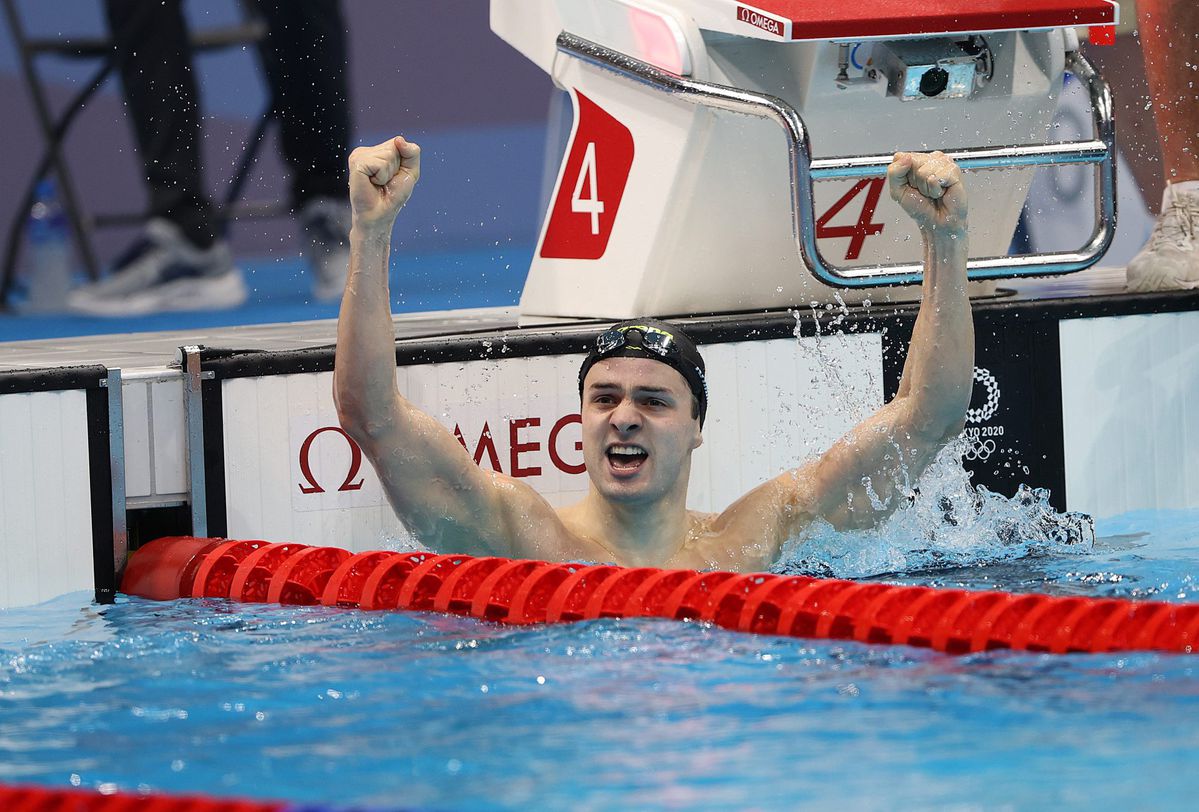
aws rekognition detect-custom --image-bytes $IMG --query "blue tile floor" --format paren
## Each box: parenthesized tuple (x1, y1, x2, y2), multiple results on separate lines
(0, 244, 531, 343)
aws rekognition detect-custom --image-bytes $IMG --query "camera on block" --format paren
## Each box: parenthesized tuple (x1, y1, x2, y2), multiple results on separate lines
(873, 37, 992, 100)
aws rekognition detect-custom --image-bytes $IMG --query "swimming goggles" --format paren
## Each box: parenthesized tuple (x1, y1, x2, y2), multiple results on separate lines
(594, 325, 679, 359)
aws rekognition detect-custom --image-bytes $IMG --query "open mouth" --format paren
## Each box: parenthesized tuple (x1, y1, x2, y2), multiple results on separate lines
(606, 444, 648, 473)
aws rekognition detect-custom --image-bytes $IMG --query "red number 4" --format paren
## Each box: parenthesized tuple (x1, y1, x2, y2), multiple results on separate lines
(816, 178, 886, 260)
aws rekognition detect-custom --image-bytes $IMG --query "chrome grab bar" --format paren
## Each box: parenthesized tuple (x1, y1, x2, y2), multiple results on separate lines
(556, 32, 1117, 288)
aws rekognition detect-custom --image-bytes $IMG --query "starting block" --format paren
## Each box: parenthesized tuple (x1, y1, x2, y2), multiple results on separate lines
(492, 0, 1121, 318)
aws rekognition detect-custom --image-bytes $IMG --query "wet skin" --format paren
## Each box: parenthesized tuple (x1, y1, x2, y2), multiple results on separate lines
(337, 136, 973, 571)
(580, 356, 703, 507)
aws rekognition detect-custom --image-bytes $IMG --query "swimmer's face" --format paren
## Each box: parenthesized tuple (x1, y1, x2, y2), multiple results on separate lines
(581, 357, 703, 504)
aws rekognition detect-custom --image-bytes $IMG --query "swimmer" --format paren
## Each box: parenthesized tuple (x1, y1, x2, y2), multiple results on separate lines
(335, 136, 973, 571)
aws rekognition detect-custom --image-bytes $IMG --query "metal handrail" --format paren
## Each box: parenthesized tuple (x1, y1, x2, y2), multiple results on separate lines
(556, 32, 1117, 288)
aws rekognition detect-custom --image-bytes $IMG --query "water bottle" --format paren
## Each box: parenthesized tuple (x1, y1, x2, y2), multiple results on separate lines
(23, 178, 74, 313)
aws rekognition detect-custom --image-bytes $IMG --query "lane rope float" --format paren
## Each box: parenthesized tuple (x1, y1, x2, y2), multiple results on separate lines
(121, 537, 1199, 655)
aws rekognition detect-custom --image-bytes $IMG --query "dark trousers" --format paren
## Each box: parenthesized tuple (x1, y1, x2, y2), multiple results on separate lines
(104, 0, 352, 248)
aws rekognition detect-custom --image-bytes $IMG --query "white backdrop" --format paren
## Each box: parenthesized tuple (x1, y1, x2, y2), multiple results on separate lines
(222, 333, 884, 550)
(0, 390, 95, 608)
(1060, 310, 1199, 518)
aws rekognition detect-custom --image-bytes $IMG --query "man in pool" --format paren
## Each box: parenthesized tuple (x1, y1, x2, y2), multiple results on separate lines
(335, 136, 973, 572)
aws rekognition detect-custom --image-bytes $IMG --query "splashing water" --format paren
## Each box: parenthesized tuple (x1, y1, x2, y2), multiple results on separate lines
(390, 307, 1093, 580)
(777, 309, 1094, 580)
(799, 296, 879, 427)
(773, 435, 1094, 579)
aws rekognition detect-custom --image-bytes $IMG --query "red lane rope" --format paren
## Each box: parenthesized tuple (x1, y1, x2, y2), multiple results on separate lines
(121, 537, 1198, 656)
(0, 783, 283, 811)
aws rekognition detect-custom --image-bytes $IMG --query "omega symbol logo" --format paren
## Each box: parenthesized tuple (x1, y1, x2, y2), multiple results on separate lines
(298, 427, 365, 494)
(966, 367, 1000, 424)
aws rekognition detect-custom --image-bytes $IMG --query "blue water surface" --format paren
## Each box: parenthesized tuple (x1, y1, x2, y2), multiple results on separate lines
(2, 510, 1198, 811)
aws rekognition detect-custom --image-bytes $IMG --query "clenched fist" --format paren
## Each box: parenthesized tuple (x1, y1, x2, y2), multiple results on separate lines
(348, 136, 422, 232)
(887, 151, 967, 237)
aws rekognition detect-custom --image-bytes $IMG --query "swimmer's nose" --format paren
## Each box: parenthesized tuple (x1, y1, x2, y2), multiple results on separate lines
(610, 398, 641, 434)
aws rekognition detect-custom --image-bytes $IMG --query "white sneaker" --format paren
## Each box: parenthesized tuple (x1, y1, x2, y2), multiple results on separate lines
(67, 218, 246, 316)
(300, 197, 351, 303)
(1126, 184, 1199, 292)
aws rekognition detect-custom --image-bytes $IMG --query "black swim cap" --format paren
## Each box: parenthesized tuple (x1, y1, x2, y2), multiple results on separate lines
(577, 319, 708, 427)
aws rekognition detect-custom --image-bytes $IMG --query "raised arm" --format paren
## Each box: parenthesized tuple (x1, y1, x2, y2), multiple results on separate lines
(806, 151, 973, 528)
(334, 136, 566, 557)
(708, 152, 973, 569)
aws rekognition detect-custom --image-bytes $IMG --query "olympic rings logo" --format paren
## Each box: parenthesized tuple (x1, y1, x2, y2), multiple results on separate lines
(966, 367, 1000, 424)
(963, 438, 997, 461)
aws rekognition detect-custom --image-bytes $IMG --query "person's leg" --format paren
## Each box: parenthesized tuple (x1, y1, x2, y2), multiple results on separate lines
(1139, 0, 1199, 187)
(1126, 0, 1199, 291)
(103, 0, 218, 248)
(251, 0, 352, 208)
(69, 1, 245, 315)
(250, 0, 353, 302)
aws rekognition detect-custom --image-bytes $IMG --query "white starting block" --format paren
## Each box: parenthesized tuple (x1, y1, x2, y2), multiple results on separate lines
(492, 0, 1120, 318)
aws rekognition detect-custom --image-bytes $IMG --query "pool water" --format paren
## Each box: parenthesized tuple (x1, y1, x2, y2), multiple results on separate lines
(2, 510, 1198, 811)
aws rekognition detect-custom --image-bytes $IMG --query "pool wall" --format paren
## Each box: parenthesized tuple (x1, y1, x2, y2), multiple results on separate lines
(0, 364, 117, 608)
(1, 287, 1197, 609)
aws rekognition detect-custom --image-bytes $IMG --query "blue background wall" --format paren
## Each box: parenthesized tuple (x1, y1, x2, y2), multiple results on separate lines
(0, 0, 558, 338)
(0, 3, 1167, 341)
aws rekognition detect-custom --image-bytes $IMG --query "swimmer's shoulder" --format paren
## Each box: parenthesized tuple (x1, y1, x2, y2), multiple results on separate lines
(554, 500, 586, 534)
(668, 511, 751, 571)
(687, 509, 719, 535)
(673, 505, 811, 572)
(547, 501, 612, 562)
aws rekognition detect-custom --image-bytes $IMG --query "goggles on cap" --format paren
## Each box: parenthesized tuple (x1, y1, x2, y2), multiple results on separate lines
(594, 325, 680, 360)
(580, 322, 709, 426)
